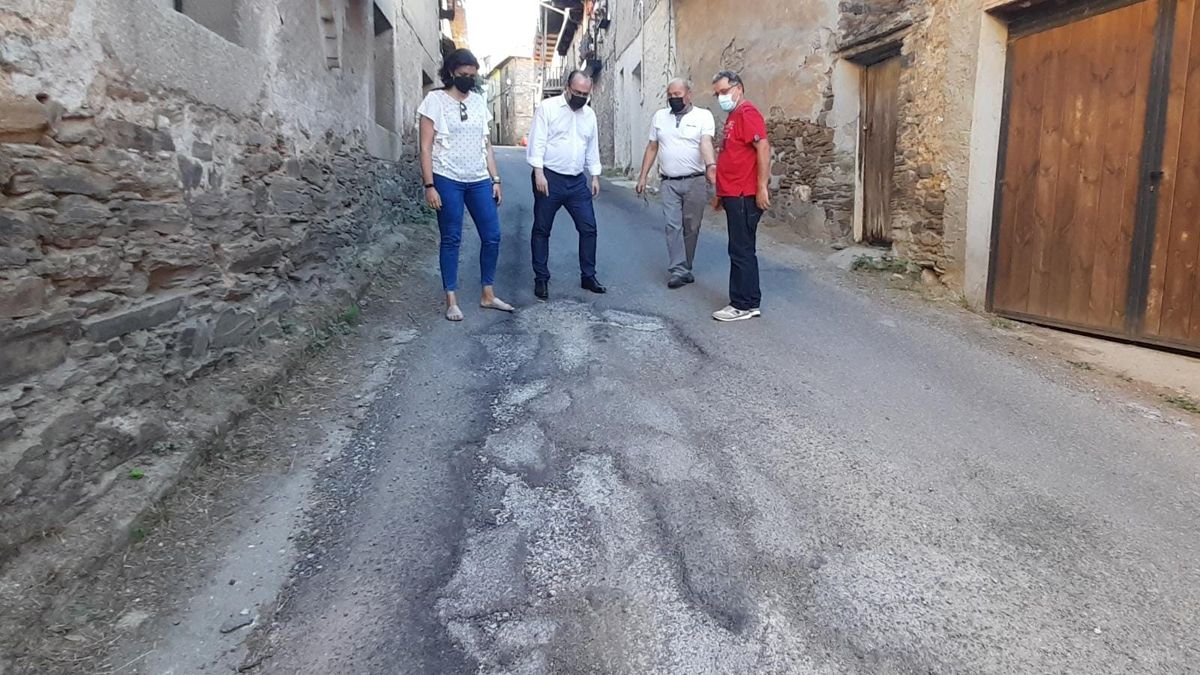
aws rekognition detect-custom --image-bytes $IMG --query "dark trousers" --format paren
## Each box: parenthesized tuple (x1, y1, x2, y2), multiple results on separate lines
(531, 169, 598, 282)
(722, 196, 762, 310)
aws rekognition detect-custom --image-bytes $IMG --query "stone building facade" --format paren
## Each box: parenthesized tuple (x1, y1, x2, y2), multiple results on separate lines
(587, 0, 676, 172)
(0, 0, 445, 574)
(836, 0, 979, 278)
(486, 57, 539, 146)
(553, 0, 993, 287)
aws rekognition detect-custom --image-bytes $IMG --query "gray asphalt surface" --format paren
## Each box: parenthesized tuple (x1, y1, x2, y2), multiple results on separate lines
(260, 148, 1200, 674)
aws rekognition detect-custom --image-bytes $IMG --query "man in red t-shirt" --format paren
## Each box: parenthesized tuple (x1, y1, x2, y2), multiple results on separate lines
(711, 70, 771, 322)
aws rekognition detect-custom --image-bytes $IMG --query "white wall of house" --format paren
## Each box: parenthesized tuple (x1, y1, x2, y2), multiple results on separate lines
(601, 0, 675, 172)
(4, 0, 445, 160)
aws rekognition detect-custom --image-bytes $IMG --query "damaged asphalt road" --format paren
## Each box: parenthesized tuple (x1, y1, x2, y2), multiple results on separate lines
(122, 149, 1200, 673)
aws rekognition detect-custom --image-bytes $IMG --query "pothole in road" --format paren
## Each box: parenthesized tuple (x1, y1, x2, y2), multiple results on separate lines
(441, 300, 813, 673)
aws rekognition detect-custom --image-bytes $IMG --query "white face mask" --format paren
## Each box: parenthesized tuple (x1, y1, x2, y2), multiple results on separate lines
(718, 93, 736, 112)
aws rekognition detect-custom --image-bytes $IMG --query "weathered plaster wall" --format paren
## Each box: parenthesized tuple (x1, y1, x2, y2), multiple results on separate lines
(675, 0, 847, 237)
(937, 0, 988, 290)
(399, 0, 444, 87)
(572, 0, 993, 281)
(675, 0, 840, 119)
(962, 12, 1007, 306)
(593, 0, 675, 171)
(0, 0, 439, 567)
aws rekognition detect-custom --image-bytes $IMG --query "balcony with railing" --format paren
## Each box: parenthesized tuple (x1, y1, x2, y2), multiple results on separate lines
(540, 54, 572, 98)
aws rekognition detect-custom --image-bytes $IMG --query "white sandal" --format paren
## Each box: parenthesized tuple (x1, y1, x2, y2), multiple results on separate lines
(445, 305, 464, 321)
(480, 298, 514, 313)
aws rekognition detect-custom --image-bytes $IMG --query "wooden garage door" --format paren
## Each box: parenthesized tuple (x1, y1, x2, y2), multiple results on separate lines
(992, 0, 1200, 352)
(991, 0, 1158, 334)
(1144, 0, 1200, 348)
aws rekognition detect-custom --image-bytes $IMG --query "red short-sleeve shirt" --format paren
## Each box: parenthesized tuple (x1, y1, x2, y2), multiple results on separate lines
(715, 100, 768, 198)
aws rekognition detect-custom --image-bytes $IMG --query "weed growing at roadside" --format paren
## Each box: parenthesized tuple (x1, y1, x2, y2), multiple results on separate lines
(304, 303, 365, 356)
(1163, 393, 1200, 414)
(339, 304, 361, 326)
(850, 255, 911, 274)
(128, 468, 145, 480)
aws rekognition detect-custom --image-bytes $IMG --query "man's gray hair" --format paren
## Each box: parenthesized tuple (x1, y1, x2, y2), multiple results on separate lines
(712, 70, 743, 86)
(667, 77, 693, 92)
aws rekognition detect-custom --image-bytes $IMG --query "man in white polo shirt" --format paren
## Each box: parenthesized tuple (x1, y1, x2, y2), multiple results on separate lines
(636, 78, 717, 289)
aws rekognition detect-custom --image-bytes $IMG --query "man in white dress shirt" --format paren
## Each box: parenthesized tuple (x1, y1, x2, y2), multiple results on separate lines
(635, 78, 717, 289)
(526, 70, 606, 300)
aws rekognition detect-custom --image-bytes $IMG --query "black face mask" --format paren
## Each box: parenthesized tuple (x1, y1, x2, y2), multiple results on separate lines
(668, 97, 686, 113)
(452, 75, 475, 94)
(568, 93, 588, 110)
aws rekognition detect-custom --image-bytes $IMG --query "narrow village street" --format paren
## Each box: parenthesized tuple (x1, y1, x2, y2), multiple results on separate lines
(72, 148, 1197, 674)
(7, 1, 1200, 671)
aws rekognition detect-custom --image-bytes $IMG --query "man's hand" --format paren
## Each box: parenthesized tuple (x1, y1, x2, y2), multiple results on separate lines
(635, 177, 647, 195)
(756, 186, 771, 211)
(493, 183, 503, 206)
(711, 195, 723, 211)
(534, 170, 549, 196)
(425, 186, 442, 211)
(591, 176, 601, 197)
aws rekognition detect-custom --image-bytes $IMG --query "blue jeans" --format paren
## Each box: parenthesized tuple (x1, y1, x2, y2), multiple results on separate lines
(530, 169, 598, 282)
(434, 174, 501, 292)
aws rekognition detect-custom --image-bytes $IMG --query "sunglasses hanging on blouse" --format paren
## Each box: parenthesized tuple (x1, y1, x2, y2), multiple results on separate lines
(459, 101, 468, 122)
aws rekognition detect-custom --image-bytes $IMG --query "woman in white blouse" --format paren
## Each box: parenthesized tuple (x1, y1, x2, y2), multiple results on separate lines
(419, 48, 513, 321)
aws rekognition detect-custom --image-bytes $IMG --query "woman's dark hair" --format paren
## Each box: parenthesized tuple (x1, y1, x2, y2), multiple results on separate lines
(440, 48, 481, 87)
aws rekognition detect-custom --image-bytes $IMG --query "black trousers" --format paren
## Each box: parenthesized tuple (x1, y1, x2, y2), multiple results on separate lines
(722, 196, 762, 311)
(531, 169, 598, 282)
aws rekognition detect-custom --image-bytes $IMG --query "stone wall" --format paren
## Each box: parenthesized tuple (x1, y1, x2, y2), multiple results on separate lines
(0, 0, 438, 566)
(0, 113, 426, 559)
(674, 0, 849, 237)
(768, 113, 855, 239)
(584, 0, 852, 236)
(562, 0, 978, 264)
(493, 58, 539, 146)
(839, 0, 916, 47)
(839, 0, 961, 273)
(592, 0, 674, 171)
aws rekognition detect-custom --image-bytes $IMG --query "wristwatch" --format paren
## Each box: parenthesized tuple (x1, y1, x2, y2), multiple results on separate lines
(424, 182, 434, 189)
(491, 176, 502, 185)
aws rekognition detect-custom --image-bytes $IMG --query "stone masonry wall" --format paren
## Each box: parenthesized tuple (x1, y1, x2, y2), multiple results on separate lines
(578, 0, 964, 255)
(0, 102, 425, 562)
(840, 0, 956, 271)
(0, 0, 434, 566)
(498, 58, 539, 146)
(767, 102, 856, 240)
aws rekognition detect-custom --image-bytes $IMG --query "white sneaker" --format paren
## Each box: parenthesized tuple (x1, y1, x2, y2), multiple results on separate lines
(712, 305, 761, 322)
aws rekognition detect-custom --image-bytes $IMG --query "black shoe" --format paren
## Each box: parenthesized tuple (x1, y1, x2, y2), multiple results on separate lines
(581, 277, 607, 294)
(667, 276, 687, 289)
(682, 272, 695, 284)
(534, 280, 549, 300)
